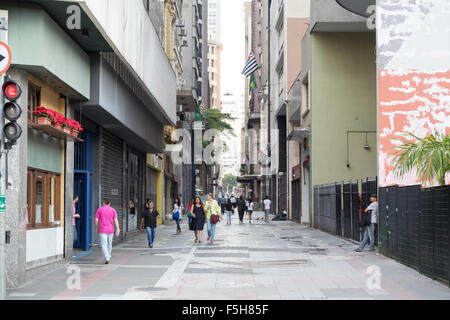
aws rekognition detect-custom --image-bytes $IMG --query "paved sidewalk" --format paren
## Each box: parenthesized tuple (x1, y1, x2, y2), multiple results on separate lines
(7, 212, 450, 300)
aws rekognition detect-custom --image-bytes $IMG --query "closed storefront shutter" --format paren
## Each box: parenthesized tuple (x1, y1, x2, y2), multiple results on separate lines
(101, 129, 124, 241)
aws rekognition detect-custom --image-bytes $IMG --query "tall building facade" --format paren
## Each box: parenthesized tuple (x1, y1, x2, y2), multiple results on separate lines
(2, 0, 177, 288)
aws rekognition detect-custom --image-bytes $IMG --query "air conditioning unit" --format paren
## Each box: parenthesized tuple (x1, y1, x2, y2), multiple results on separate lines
(181, 40, 188, 47)
(175, 18, 185, 28)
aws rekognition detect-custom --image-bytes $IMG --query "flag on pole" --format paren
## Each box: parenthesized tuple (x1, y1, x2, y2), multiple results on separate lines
(242, 50, 259, 77)
(196, 100, 203, 120)
(249, 73, 257, 93)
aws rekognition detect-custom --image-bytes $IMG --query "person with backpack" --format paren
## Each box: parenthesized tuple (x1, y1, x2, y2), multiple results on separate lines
(224, 197, 234, 225)
(139, 200, 160, 248)
(204, 193, 222, 244)
(355, 194, 378, 252)
(237, 196, 246, 224)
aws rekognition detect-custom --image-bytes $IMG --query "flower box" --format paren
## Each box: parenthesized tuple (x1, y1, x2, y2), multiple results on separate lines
(37, 117, 52, 126)
(70, 130, 79, 138)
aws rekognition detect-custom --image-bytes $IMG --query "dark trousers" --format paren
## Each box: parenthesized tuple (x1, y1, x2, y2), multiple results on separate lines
(238, 211, 244, 222)
(175, 219, 181, 232)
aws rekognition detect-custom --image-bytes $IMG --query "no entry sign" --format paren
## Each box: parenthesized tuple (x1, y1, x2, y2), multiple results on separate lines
(0, 41, 11, 75)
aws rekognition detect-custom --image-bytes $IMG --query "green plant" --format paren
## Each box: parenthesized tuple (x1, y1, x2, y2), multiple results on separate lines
(392, 132, 450, 186)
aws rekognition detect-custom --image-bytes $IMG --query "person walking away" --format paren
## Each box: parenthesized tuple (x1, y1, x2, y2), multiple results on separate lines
(173, 197, 182, 234)
(263, 196, 271, 223)
(355, 194, 378, 252)
(73, 194, 81, 244)
(95, 200, 120, 264)
(191, 196, 206, 243)
(224, 197, 234, 225)
(247, 199, 254, 224)
(139, 200, 159, 248)
(237, 196, 246, 224)
(204, 193, 222, 244)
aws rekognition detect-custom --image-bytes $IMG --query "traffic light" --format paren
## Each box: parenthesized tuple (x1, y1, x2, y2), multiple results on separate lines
(2, 77, 22, 145)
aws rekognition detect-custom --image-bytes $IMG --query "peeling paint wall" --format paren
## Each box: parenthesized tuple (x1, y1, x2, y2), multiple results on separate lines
(377, 0, 450, 187)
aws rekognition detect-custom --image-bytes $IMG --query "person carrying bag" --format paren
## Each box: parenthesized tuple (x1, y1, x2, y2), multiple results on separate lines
(204, 193, 222, 244)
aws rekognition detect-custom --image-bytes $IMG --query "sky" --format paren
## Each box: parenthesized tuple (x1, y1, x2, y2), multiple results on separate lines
(220, 0, 245, 101)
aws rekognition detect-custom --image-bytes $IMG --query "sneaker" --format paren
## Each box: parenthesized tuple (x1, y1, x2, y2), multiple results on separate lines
(105, 261, 110, 264)
(149, 244, 153, 248)
(210, 240, 214, 244)
(368, 248, 376, 252)
(354, 248, 364, 252)
(207, 236, 210, 241)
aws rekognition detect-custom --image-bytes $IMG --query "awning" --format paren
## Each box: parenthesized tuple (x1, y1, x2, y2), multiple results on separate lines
(287, 127, 310, 141)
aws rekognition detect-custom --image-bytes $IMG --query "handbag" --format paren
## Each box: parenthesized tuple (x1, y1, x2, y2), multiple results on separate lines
(173, 211, 180, 220)
(210, 214, 220, 224)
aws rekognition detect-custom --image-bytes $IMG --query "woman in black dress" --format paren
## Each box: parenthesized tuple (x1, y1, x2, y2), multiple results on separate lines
(190, 196, 206, 243)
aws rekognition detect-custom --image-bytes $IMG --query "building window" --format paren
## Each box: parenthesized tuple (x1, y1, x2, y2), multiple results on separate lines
(27, 169, 61, 229)
(28, 82, 41, 123)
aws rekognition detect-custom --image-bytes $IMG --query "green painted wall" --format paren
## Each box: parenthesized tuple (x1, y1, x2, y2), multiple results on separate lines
(5, 5, 90, 99)
(27, 129, 63, 173)
(311, 32, 377, 186)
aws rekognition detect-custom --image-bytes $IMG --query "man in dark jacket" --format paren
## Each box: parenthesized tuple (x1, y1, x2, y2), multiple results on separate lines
(237, 196, 246, 224)
(139, 200, 160, 248)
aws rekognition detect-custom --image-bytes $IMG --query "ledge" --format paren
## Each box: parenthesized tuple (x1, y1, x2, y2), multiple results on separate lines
(29, 123, 83, 142)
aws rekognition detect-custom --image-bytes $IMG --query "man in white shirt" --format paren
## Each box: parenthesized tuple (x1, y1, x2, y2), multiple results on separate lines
(263, 196, 271, 223)
(355, 194, 378, 252)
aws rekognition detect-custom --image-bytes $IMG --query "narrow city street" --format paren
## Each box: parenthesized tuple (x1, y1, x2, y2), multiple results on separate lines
(7, 212, 450, 300)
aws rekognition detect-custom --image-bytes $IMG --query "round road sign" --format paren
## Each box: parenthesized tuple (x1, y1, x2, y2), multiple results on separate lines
(0, 42, 12, 75)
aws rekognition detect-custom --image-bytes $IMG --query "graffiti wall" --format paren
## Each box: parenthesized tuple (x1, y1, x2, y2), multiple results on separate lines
(377, 0, 450, 187)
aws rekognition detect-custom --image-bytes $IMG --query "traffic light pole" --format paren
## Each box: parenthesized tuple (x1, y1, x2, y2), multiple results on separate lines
(0, 18, 7, 300)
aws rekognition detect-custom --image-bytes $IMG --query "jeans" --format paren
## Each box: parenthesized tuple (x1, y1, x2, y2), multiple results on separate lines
(225, 211, 232, 224)
(146, 227, 156, 245)
(188, 216, 192, 229)
(359, 223, 375, 250)
(99, 233, 114, 261)
(207, 218, 216, 241)
(175, 219, 181, 232)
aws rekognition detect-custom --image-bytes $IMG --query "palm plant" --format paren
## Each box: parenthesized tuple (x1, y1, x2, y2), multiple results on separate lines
(392, 132, 450, 186)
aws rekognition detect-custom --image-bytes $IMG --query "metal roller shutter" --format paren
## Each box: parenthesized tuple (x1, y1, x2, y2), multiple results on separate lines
(101, 129, 124, 241)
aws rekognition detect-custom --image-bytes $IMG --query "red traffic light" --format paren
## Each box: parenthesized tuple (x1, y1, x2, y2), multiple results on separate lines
(2, 80, 22, 102)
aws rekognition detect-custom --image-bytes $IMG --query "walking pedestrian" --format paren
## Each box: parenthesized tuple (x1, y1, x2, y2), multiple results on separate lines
(263, 196, 271, 223)
(139, 200, 160, 248)
(190, 196, 206, 243)
(73, 194, 80, 243)
(237, 196, 246, 224)
(173, 197, 182, 234)
(204, 193, 222, 244)
(95, 200, 120, 264)
(355, 194, 378, 252)
(247, 198, 254, 224)
(186, 198, 194, 232)
(224, 197, 234, 225)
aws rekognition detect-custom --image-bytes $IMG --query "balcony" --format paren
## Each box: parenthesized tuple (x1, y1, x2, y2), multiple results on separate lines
(275, 0, 284, 32)
(335, 0, 375, 17)
(311, 0, 371, 32)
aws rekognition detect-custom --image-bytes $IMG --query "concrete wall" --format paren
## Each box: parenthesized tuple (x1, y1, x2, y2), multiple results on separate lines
(6, 5, 90, 99)
(80, 0, 177, 124)
(311, 32, 377, 186)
